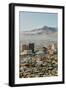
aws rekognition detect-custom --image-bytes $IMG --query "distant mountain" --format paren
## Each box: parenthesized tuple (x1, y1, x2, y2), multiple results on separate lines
(21, 26, 57, 35)
(19, 26, 57, 48)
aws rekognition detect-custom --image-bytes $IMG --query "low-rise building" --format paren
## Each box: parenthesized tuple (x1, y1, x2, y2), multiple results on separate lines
(43, 47, 48, 54)
(20, 50, 32, 56)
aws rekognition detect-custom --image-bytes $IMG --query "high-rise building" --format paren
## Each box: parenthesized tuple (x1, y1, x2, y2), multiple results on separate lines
(22, 44, 28, 52)
(29, 43, 34, 53)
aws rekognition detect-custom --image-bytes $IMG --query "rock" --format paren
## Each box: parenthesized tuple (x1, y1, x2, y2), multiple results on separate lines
(36, 61, 43, 66)
(19, 50, 58, 78)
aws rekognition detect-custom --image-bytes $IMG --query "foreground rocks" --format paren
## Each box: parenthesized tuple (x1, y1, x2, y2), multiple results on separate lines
(19, 53, 58, 78)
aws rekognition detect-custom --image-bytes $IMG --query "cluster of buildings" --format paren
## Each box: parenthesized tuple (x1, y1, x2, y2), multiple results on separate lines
(20, 43, 34, 56)
(19, 43, 58, 78)
(20, 43, 57, 56)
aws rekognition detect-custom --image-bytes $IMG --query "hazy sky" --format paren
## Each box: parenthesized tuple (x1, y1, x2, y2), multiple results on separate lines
(19, 11, 58, 31)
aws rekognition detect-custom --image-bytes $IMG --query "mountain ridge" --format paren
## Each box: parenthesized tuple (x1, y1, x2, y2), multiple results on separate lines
(21, 26, 57, 35)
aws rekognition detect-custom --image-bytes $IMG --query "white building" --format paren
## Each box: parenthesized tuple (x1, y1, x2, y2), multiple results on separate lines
(20, 50, 32, 55)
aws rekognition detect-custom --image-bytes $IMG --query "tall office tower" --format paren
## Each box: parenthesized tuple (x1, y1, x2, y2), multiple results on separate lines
(29, 43, 34, 53)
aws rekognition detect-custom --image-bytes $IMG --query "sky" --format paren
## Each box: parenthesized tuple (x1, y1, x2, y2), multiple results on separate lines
(19, 11, 58, 31)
